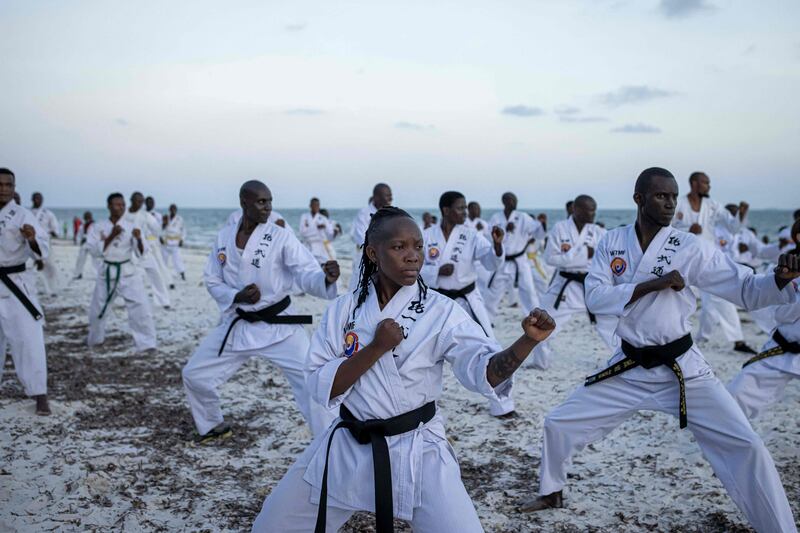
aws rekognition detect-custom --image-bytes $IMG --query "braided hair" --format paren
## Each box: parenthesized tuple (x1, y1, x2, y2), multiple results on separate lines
(352, 206, 428, 318)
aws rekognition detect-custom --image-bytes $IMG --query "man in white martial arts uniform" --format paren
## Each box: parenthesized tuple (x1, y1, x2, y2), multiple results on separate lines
(299, 197, 336, 264)
(144, 196, 174, 290)
(181, 181, 340, 442)
(529, 195, 618, 370)
(161, 203, 187, 282)
(30, 192, 61, 296)
(521, 168, 799, 533)
(672, 171, 755, 354)
(484, 192, 546, 318)
(728, 220, 800, 420)
(73, 211, 98, 279)
(420, 191, 515, 417)
(0, 169, 51, 415)
(124, 192, 171, 308)
(86, 193, 157, 353)
(526, 213, 554, 298)
(348, 183, 393, 292)
(252, 206, 555, 533)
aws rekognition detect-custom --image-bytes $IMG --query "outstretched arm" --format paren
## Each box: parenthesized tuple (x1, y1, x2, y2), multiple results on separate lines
(486, 309, 555, 387)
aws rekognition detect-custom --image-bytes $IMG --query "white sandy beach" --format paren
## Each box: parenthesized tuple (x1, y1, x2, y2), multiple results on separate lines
(1, 240, 798, 532)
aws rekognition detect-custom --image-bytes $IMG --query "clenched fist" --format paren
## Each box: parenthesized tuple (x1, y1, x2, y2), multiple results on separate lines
(521, 308, 556, 342)
(491, 225, 504, 245)
(234, 283, 261, 304)
(20, 224, 36, 242)
(322, 260, 340, 284)
(658, 270, 686, 292)
(372, 319, 404, 353)
(438, 264, 455, 277)
(775, 253, 799, 281)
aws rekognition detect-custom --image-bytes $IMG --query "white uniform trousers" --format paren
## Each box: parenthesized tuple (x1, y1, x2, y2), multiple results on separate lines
(727, 357, 799, 420)
(38, 256, 60, 296)
(181, 325, 335, 436)
(0, 292, 47, 396)
(162, 243, 185, 275)
(483, 262, 540, 319)
(87, 271, 157, 352)
(140, 258, 171, 307)
(252, 433, 484, 532)
(538, 372, 797, 533)
(73, 245, 96, 278)
(698, 291, 743, 343)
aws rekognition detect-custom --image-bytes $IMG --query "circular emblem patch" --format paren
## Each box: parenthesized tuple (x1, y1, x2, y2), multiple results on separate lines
(428, 246, 440, 260)
(218, 252, 227, 265)
(610, 257, 627, 276)
(343, 331, 360, 357)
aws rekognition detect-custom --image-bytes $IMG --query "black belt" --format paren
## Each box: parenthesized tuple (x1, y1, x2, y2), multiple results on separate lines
(314, 401, 436, 533)
(0, 264, 43, 320)
(432, 282, 488, 337)
(554, 271, 596, 324)
(98, 260, 130, 319)
(742, 330, 800, 368)
(488, 249, 527, 289)
(217, 295, 311, 356)
(585, 333, 693, 429)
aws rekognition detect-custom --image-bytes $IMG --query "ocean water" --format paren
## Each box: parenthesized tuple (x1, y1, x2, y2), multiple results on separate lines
(51, 207, 795, 261)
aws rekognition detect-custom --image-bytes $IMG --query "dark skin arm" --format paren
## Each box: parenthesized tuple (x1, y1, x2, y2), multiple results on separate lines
(774, 253, 800, 290)
(627, 270, 686, 306)
(20, 225, 42, 257)
(322, 260, 340, 286)
(491, 226, 504, 256)
(486, 309, 555, 387)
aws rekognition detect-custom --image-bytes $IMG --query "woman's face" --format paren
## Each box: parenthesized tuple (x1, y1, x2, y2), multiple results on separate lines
(367, 217, 423, 286)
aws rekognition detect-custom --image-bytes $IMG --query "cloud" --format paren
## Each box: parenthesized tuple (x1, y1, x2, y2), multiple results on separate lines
(598, 85, 676, 107)
(560, 115, 609, 123)
(285, 108, 325, 116)
(501, 105, 545, 117)
(658, 0, 715, 18)
(285, 23, 307, 32)
(554, 106, 581, 116)
(114, 118, 129, 126)
(394, 121, 434, 131)
(610, 122, 661, 134)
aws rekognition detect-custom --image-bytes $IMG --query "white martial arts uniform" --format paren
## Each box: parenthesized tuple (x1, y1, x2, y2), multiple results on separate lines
(672, 196, 744, 344)
(72, 221, 100, 279)
(86, 219, 157, 352)
(527, 236, 554, 298)
(347, 203, 377, 293)
(537, 224, 798, 533)
(728, 287, 800, 420)
(530, 217, 617, 370)
(252, 283, 512, 532)
(227, 209, 293, 232)
(123, 208, 171, 307)
(30, 206, 60, 295)
(162, 214, 186, 275)
(483, 210, 546, 318)
(181, 221, 337, 436)
(465, 216, 493, 291)
(299, 212, 336, 263)
(0, 202, 49, 397)
(420, 223, 513, 416)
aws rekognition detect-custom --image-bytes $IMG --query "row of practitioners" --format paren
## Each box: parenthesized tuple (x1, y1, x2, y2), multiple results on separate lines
(2, 168, 800, 532)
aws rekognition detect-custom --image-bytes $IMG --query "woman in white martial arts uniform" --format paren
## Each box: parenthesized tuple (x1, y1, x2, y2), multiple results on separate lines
(529, 195, 618, 370)
(86, 193, 157, 353)
(420, 191, 516, 417)
(483, 192, 546, 319)
(181, 181, 340, 442)
(0, 169, 51, 415)
(252, 207, 555, 533)
(728, 220, 800, 420)
(522, 168, 800, 533)
(30, 192, 61, 296)
(300, 197, 337, 264)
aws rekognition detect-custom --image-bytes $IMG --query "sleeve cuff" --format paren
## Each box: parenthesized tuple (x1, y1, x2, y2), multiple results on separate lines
(312, 357, 351, 409)
(475, 353, 513, 402)
(616, 284, 639, 317)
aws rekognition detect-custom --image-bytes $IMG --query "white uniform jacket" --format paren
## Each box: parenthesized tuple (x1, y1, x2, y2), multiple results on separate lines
(206, 221, 336, 352)
(672, 196, 740, 243)
(349, 203, 377, 249)
(299, 212, 336, 262)
(163, 214, 186, 246)
(30, 207, 59, 239)
(302, 284, 512, 520)
(585, 224, 797, 381)
(0, 203, 49, 300)
(420, 224, 503, 290)
(488, 210, 545, 278)
(86, 219, 146, 277)
(543, 217, 606, 305)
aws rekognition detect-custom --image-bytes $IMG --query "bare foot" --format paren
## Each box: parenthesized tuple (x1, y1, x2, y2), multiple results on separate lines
(519, 491, 563, 512)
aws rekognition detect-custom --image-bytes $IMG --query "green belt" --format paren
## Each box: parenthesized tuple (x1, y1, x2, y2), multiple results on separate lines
(98, 260, 130, 319)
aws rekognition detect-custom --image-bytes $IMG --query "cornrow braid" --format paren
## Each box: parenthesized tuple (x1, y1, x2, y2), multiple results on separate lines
(351, 206, 428, 318)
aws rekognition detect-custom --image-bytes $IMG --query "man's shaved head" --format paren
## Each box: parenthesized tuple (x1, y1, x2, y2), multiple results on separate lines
(372, 183, 393, 209)
(574, 195, 595, 209)
(635, 167, 675, 195)
(240, 180, 269, 199)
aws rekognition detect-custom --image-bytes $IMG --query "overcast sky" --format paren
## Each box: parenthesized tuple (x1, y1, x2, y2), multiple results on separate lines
(2, 0, 799, 209)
